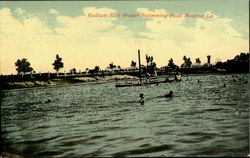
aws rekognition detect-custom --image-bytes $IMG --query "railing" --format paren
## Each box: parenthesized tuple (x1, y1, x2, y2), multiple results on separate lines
(0, 66, 227, 83)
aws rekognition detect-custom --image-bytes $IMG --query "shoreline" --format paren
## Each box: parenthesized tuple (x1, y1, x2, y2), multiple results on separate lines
(0, 75, 140, 92)
(1, 80, 112, 92)
(1, 72, 248, 91)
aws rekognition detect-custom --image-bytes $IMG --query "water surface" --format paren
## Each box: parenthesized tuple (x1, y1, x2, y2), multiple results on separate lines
(1, 74, 249, 157)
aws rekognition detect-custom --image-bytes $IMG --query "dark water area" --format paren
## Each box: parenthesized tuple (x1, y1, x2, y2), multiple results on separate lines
(1, 74, 249, 157)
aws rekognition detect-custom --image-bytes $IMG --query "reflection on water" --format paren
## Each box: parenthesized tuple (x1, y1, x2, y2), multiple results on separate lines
(1, 74, 249, 157)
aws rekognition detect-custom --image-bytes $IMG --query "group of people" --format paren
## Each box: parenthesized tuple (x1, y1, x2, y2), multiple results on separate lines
(139, 90, 173, 104)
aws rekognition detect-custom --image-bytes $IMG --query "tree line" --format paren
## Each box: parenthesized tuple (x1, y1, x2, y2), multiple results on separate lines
(14, 52, 249, 75)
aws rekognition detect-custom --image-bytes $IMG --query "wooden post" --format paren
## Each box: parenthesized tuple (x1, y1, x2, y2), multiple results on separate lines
(138, 49, 142, 83)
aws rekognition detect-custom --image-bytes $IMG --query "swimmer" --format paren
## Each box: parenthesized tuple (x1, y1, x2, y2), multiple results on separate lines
(163, 91, 173, 98)
(223, 84, 226, 87)
(44, 99, 51, 103)
(139, 93, 144, 104)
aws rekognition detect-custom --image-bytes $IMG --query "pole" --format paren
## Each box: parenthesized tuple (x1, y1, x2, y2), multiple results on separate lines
(138, 49, 142, 83)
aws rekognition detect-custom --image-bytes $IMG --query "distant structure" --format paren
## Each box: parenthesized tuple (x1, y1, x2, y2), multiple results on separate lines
(207, 55, 211, 64)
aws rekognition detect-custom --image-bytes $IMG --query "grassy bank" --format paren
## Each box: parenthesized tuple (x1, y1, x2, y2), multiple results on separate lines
(1, 75, 139, 90)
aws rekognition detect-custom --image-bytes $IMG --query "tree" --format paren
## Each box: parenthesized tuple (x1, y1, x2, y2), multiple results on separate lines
(195, 58, 201, 66)
(145, 54, 156, 74)
(181, 55, 192, 68)
(183, 56, 187, 62)
(167, 58, 179, 70)
(146, 55, 153, 66)
(108, 62, 116, 70)
(131, 61, 137, 67)
(70, 68, 77, 74)
(94, 66, 100, 72)
(215, 52, 249, 73)
(15, 58, 33, 74)
(52, 54, 64, 74)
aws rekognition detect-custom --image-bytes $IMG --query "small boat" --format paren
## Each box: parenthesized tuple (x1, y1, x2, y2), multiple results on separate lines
(115, 79, 177, 87)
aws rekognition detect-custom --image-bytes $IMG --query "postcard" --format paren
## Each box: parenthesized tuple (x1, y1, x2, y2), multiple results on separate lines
(0, 0, 249, 157)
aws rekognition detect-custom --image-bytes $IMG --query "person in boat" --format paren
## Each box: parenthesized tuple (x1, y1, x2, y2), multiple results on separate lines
(139, 93, 144, 104)
(163, 91, 173, 98)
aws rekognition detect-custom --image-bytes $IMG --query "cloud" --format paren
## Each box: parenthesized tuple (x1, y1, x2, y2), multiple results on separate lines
(0, 7, 137, 74)
(136, 9, 248, 65)
(15, 8, 25, 15)
(0, 8, 55, 74)
(83, 6, 116, 15)
(137, 8, 167, 15)
(0, 7, 248, 75)
(49, 9, 59, 15)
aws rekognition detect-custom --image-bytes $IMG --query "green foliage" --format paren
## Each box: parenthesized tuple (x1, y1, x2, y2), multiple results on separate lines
(15, 58, 33, 74)
(52, 54, 64, 72)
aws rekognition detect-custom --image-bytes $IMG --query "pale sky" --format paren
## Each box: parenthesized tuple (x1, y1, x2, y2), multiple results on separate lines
(0, 0, 249, 74)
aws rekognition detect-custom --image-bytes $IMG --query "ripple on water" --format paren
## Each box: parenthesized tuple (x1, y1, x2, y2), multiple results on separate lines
(59, 135, 106, 147)
(16, 135, 62, 145)
(112, 144, 175, 157)
(1, 74, 249, 157)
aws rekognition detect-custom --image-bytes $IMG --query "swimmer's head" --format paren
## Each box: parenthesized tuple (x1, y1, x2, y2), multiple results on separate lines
(140, 93, 144, 98)
(169, 91, 173, 95)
